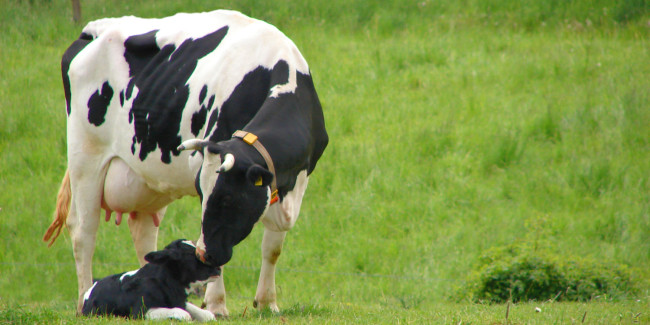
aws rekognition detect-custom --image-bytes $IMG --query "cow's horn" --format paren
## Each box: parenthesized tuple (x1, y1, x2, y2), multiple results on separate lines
(217, 154, 235, 173)
(178, 139, 209, 151)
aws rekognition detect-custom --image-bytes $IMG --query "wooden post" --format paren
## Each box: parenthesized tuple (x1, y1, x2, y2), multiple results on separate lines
(71, 0, 81, 23)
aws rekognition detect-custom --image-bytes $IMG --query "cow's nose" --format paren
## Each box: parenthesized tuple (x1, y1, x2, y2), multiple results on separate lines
(195, 247, 211, 265)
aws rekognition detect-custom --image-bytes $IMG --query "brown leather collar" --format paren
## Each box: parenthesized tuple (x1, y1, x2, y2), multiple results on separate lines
(232, 130, 279, 204)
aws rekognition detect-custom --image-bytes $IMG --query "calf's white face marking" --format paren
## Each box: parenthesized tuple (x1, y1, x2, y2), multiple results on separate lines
(181, 240, 196, 248)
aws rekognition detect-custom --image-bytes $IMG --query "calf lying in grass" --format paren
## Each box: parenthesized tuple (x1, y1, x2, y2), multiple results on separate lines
(81, 239, 220, 321)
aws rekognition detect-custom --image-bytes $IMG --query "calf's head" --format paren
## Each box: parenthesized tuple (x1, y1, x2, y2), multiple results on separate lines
(144, 239, 221, 286)
(178, 139, 274, 266)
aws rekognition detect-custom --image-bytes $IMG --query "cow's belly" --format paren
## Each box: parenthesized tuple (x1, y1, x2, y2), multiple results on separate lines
(102, 157, 174, 217)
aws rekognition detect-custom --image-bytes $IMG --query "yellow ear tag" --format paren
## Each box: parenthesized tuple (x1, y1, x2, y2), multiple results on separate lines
(255, 176, 263, 186)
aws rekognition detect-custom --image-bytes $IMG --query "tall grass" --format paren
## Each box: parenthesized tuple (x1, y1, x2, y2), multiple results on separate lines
(0, 0, 648, 323)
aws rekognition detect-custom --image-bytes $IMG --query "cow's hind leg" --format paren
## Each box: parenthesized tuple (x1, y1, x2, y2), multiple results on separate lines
(253, 228, 286, 312)
(66, 165, 105, 313)
(204, 268, 229, 317)
(127, 209, 166, 266)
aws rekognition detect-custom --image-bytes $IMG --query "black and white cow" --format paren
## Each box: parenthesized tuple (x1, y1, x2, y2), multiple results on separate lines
(43, 10, 328, 316)
(82, 239, 220, 321)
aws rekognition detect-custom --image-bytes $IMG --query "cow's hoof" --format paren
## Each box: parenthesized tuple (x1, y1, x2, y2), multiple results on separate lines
(207, 305, 229, 318)
(253, 300, 280, 313)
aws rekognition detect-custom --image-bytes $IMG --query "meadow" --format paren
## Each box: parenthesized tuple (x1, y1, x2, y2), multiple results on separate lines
(0, 0, 648, 323)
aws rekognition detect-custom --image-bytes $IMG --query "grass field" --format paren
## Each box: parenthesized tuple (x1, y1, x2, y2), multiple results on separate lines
(1, 0, 648, 323)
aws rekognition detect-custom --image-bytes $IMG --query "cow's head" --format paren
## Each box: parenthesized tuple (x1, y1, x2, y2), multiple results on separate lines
(178, 137, 274, 266)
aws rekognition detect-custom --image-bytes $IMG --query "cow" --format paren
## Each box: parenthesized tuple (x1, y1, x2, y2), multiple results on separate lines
(42, 9, 328, 317)
(82, 239, 220, 321)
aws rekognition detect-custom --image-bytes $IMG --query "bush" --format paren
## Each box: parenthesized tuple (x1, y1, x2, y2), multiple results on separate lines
(463, 242, 638, 303)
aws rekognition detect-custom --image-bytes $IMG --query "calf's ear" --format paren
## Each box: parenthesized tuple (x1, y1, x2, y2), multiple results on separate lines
(145, 251, 174, 265)
(163, 239, 187, 250)
(246, 164, 273, 187)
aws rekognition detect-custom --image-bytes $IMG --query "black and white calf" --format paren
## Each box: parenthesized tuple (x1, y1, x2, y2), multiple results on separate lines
(43, 9, 328, 316)
(82, 239, 220, 321)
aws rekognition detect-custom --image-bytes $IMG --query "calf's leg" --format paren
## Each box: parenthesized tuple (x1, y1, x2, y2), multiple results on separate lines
(145, 308, 191, 321)
(185, 302, 215, 322)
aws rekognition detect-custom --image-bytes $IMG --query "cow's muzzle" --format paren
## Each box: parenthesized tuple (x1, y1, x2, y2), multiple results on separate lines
(195, 247, 212, 265)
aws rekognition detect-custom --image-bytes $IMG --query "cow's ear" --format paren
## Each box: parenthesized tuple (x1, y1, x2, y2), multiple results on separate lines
(205, 143, 223, 155)
(246, 164, 273, 187)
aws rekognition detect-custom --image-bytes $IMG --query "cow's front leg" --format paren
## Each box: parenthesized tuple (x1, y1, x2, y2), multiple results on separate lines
(254, 228, 287, 312)
(127, 209, 166, 266)
(204, 268, 229, 317)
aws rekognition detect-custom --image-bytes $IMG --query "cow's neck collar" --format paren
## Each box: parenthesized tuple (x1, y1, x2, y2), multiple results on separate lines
(232, 130, 279, 205)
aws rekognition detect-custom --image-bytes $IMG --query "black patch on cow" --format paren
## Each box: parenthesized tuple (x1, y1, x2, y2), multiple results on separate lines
(125, 79, 136, 103)
(119, 90, 125, 107)
(199, 85, 208, 104)
(191, 105, 208, 136)
(125, 27, 228, 163)
(190, 85, 212, 136)
(87, 81, 114, 126)
(205, 60, 289, 143)
(61, 33, 94, 116)
(269, 59, 290, 87)
(124, 30, 160, 78)
(206, 94, 215, 111)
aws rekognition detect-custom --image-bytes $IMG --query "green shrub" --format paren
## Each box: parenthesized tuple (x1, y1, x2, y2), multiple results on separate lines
(464, 242, 638, 303)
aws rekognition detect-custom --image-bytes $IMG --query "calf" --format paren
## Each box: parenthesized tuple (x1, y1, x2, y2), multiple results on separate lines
(82, 239, 220, 321)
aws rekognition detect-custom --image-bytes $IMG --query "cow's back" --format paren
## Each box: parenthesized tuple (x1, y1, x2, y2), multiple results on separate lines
(63, 10, 313, 193)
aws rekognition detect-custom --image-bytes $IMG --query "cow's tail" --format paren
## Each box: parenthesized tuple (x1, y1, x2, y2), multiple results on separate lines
(43, 169, 71, 247)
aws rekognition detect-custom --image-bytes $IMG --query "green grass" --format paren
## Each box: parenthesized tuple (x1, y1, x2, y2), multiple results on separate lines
(2, 299, 649, 324)
(1, 0, 649, 323)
